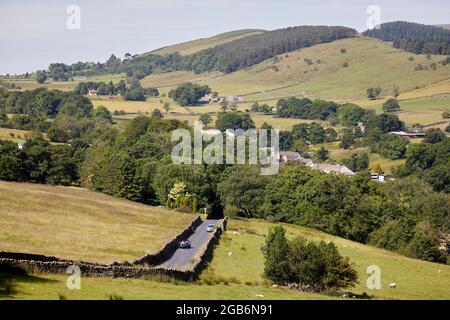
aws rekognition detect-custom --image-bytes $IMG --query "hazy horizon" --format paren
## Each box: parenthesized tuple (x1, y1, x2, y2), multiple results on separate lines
(1, 0, 449, 75)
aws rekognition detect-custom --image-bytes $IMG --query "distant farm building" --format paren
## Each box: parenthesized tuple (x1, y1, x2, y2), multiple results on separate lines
(309, 163, 356, 176)
(70, 76, 87, 81)
(388, 131, 426, 139)
(225, 96, 245, 103)
(199, 94, 223, 104)
(88, 89, 98, 96)
(278, 151, 355, 176)
(370, 173, 393, 183)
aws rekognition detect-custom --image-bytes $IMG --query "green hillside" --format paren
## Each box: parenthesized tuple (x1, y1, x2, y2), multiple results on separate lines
(141, 36, 450, 125)
(206, 219, 450, 300)
(0, 181, 193, 264)
(149, 29, 266, 56)
(145, 37, 450, 101)
(2, 216, 449, 300)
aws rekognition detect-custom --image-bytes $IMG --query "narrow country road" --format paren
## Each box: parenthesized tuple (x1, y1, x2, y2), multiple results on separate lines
(158, 219, 220, 269)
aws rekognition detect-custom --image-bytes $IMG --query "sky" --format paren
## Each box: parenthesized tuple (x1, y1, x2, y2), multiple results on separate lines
(1, 0, 449, 75)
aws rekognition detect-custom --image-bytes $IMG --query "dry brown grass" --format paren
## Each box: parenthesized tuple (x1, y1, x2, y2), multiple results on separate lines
(0, 128, 33, 141)
(0, 181, 194, 264)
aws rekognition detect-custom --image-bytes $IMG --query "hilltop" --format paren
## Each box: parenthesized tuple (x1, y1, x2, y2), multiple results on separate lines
(0, 181, 194, 264)
(149, 29, 266, 56)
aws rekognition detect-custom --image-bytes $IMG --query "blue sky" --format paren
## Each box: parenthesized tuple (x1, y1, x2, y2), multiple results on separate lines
(1, 0, 449, 74)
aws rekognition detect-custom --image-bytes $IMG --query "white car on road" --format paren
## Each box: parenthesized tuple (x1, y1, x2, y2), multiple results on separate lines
(206, 224, 214, 232)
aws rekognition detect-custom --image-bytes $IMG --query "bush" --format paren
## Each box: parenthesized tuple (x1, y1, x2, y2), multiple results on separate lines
(261, 226, 291, 284)
(367, 87, 382, 100)
(262, 226, 358, 291)
(423, 128, 446, 144)
(403, 222, 447, 263)
(168, 83, 211, 106)
(36, 72, 47, 84)
(382, 98, 400, 112)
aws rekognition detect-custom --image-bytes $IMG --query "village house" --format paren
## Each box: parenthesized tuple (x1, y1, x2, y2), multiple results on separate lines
(87, 88, 98, 96)
(278, 151, 355, 177)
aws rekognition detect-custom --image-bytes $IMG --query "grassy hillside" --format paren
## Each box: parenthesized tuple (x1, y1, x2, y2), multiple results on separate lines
(3, 73, 126, 92)
(144, 37, 450, 100)
(4, 36, 448, 128)
(0, 181, 194, 264)
(0, 128, 33, 143)
(206, 219, 450, 300)
(149, 29, 266, 56)
(3, 273, 331, 300)
(140, 36, 450, 125)
(4, 217, 449, 300)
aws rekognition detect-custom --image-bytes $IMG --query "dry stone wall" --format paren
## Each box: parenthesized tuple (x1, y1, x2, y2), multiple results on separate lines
(0, 216, 227, 281)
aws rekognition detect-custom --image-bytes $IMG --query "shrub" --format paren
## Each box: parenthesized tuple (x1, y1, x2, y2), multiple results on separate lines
(262, 226, 358, 291)
(402, 222, 447, 263)
(261, 226, 291, 284)
(382, 98, 400, 112)
(423, 128, 446, 144)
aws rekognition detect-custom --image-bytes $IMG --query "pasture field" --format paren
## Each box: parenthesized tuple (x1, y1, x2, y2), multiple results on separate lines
(113, 110, 330, 131)
(1, 190, 449, 300)
(0, 127, 33, 143)
(357, 93, 450, 126)
(310, 142, 406, 173)
(91, 97, 186, 114)
(2, 273, 328, 300)
(2, 73, 126, 91)
(142, 37, 450, 104)
(206, 219, 450, 300)
(0, 181, 193, 264)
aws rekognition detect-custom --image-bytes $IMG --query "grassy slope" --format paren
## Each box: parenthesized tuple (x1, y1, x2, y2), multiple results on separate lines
(0, 128, 33, 144)
(143, 37, 450, 100)
(141, 36, 450, 125)
(8, 218, 448, 300)
(149, 29, 266, 56)
(3, 74, 126, 92)
(1, 187, 449, 300)
(4, 274, 329, 300)
(207, 219, 450, 300)
(0, 181, 193, 264)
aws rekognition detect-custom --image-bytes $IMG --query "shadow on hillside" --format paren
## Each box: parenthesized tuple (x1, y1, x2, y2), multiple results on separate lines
(0, 263, 57, 299)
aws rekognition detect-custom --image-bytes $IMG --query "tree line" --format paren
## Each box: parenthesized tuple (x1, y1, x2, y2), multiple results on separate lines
(74, 80, 159, 101)
(37, 26, 357, 81)
(0, 90, 448, 264)
(363, 21, 450, 55)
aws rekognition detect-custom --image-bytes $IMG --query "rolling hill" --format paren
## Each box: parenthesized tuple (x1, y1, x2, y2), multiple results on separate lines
(0, 181, 194, 264)
(4, 26, 450, 127)
(149, 29, 266, 56)
(141, 36, 450, 126)
(144, 37, 450, 101)
(1, 183, 449, 300)
(206, 219, 450, 300)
